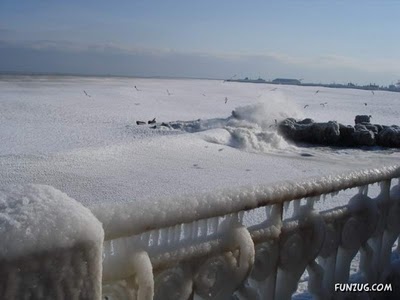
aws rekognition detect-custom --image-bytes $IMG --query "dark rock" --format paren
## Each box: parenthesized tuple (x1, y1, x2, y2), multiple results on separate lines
(298, 118, 314, 125)
(278, 117, 400, 148)
(355, 115, 371, 124)
(365, 124, 378, 134)
(374, 124, 384, 133)
(352, 130, 375, 146)
(278, 118, 314, 142)
(311, 121, 340, 144)
(377, 127, 400, 147)
(278, 119, 340, 145)
(339, 124, 356, 146)
(136, 121, 146, 125)
(355, 124, 368, 131)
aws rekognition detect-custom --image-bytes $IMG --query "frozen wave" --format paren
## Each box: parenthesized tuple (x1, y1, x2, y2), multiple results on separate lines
(166, 100, 301, 153)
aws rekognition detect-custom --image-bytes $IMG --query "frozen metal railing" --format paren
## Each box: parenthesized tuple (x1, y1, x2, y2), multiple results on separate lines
(101, 166, 400, 299)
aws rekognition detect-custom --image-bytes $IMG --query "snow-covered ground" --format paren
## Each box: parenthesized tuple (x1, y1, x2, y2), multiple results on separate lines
(1, 76, 399, 212)
(1, 75, 400, 297)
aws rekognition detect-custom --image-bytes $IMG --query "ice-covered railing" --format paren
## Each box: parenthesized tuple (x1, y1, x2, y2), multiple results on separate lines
(100, 166, 400, 300)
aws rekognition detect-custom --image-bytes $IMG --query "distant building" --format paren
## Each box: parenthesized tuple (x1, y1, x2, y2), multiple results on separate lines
(272, 78, 301, 85)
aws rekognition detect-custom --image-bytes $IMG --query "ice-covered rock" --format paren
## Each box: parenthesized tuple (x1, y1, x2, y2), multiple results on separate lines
(355, 115, 371, 124)
(279, 117, 400, 148)
(278, 118, 341, 145)
(0, 184, 104, 299)
(377, 127, 400, 148)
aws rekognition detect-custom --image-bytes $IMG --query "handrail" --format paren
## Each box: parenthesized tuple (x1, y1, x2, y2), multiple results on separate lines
(96, 165, 400, 241)
(101, 165, 400, 299)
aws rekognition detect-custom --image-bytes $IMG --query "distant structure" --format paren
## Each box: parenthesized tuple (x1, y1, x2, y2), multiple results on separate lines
(271, 78, 302, 85)
(225, 77, 266, 84)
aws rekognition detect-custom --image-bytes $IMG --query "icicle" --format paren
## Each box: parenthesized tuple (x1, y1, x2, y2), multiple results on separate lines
(175, 224, 182, 243)
(167, 226, 174, 244)
(358, 185, 369, 196)
(140, 231, 151, 248)
(183, 223, 191, 241)
(238, 210, 245, 224)
(191, 221, 198, 240)
(330, 191, 339, 198)
(265, 206, 271, 218)
(293, 199, 301, 217)
(271, 203, 283, 224)
(307, 195, 319, 209)
(210, 216, 219, 235)
(198, 219, 207, 237)
(160, 227, 168, 246)
(147, 230, 154, 248)
(283, 201, 290, 213)
(108, 240, 115, 256)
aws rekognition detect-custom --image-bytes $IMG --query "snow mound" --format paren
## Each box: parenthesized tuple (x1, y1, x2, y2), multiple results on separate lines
(166, 100, 300, 153)
(0, 184, 104, 259)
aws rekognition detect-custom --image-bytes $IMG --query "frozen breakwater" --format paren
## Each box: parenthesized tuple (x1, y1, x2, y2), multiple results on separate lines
(279, 115, 400, 148)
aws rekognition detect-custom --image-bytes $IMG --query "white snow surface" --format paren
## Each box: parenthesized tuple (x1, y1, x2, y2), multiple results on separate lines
(0, 184, 104, 259)
(1, 76, 400, 237)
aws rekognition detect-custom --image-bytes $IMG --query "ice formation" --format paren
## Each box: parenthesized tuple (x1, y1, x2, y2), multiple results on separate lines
(0, 184, 103, 258)
(94, 165, 400, 240)
(0, 184, 104, 298)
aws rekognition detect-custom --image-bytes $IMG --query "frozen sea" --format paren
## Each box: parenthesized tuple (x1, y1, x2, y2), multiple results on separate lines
(1, 75, 400, 297)
(1, 75, 400, 226)
(0, 76, 400, 207)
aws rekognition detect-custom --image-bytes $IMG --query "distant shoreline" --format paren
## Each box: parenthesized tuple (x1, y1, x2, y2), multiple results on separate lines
(225, 78, 400, 93)
(1, 72, 399, 93)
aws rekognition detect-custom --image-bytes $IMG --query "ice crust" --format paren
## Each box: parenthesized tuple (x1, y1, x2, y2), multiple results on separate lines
(95, 165, 400, 240)
(0, 184, 104, 259)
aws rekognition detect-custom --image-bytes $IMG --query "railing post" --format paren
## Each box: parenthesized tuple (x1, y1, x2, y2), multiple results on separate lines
(0, 185, 104, 300)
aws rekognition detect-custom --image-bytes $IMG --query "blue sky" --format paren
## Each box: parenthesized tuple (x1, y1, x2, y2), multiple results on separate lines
(1, 0, 399, 84)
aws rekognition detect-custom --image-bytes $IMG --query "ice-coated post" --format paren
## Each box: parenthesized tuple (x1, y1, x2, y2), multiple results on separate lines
(0, 185, 104, 299)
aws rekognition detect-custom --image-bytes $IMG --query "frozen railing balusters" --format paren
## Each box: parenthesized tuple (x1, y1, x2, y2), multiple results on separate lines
(153, 265, 193, 300)
(380, 179, 400, 279)
(335, 190, 378, 284)
(360, 180, 391, 282)
(275, 201, 325, 300)
(192, 220, 254, 299)
(97, 165, 400, 299)
(317, 200, 355, 298)
(128, 250, 154, 300)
